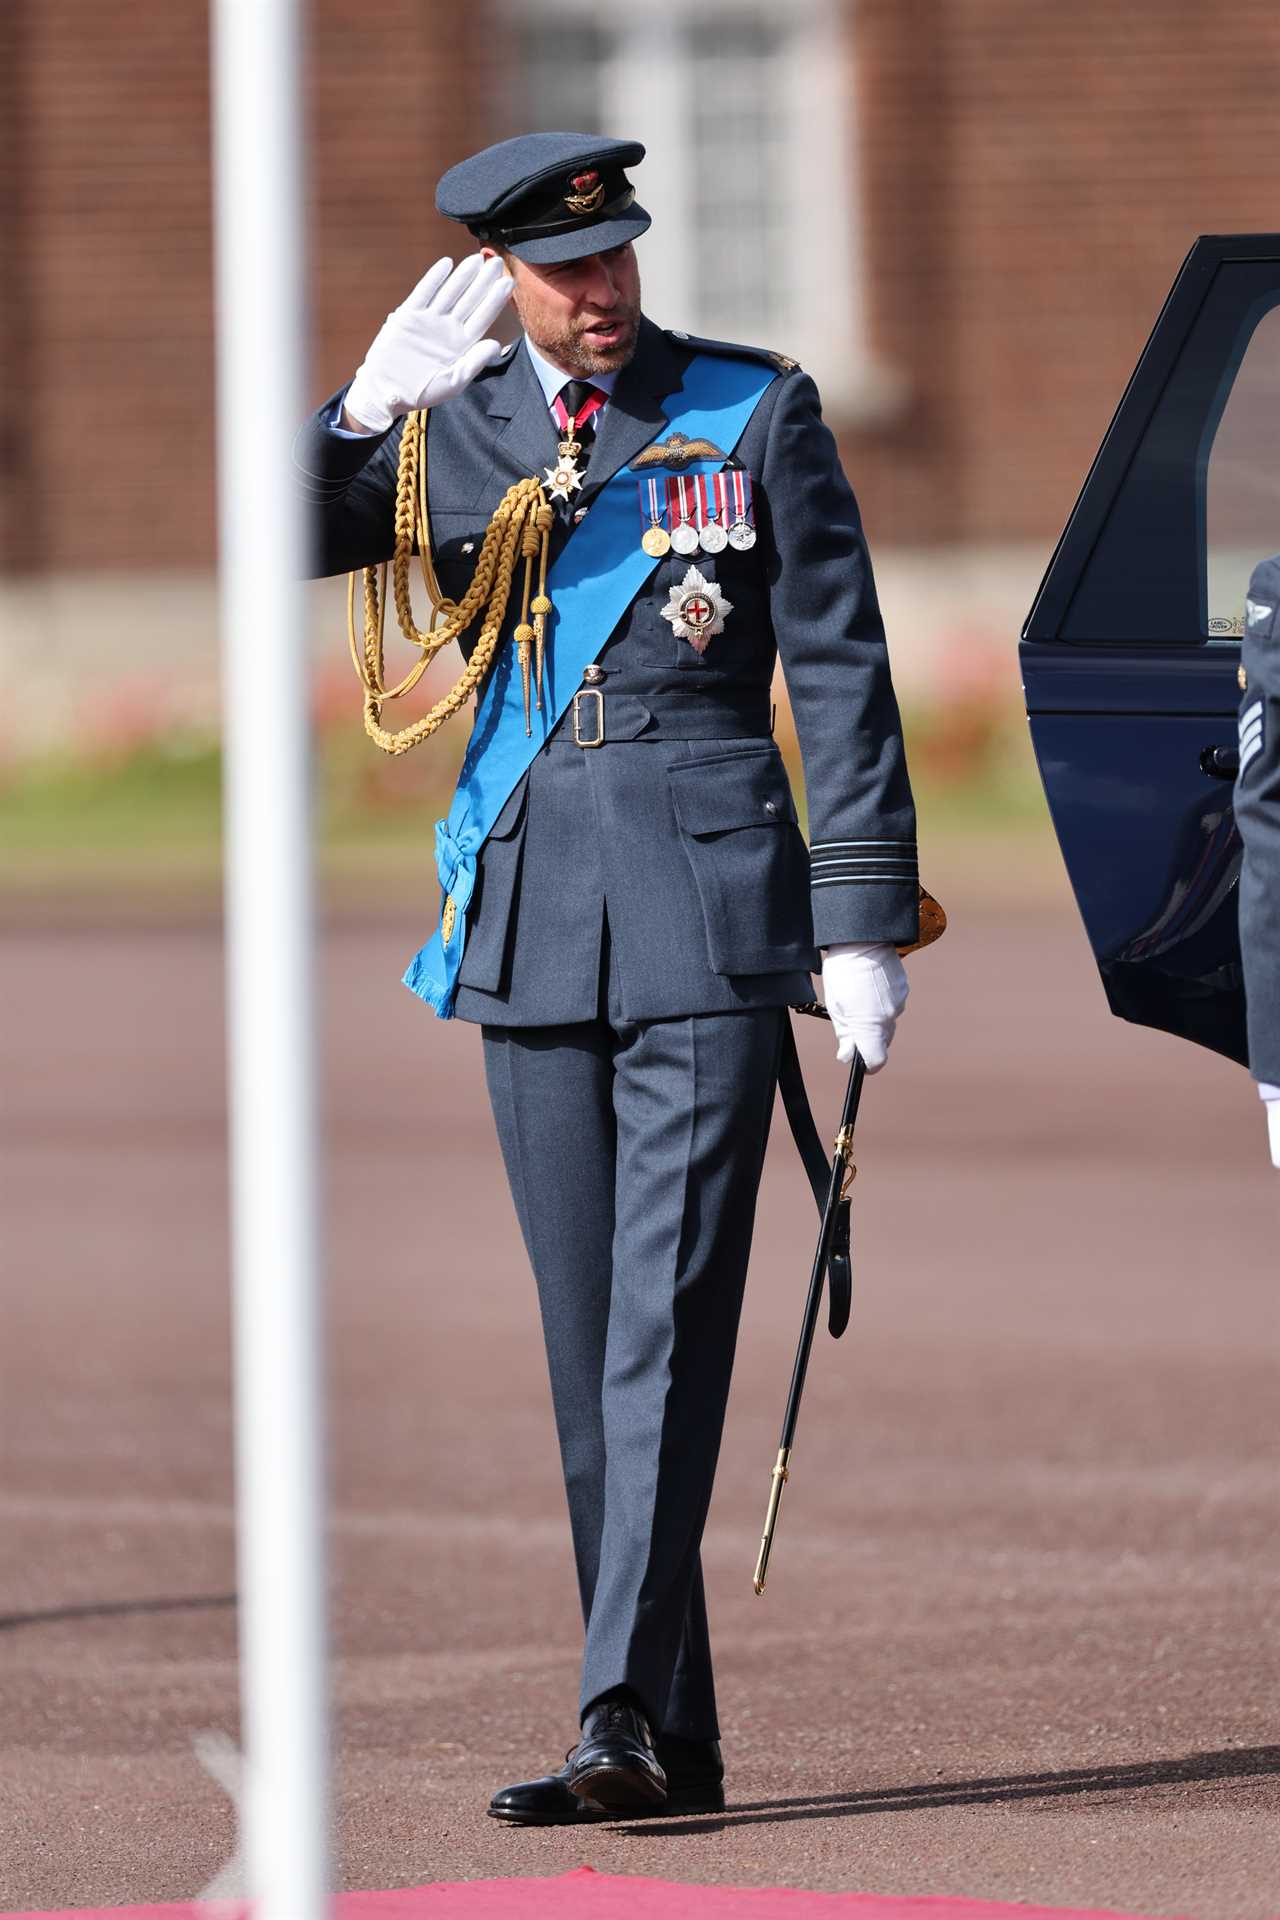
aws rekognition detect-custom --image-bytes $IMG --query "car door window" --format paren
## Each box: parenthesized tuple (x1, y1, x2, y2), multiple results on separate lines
(1205, 299, 1280, 640)
(1054, 259, 1280, 644)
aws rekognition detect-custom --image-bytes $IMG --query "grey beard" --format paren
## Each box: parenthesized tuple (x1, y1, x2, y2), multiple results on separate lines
(528, 314, 640, 378)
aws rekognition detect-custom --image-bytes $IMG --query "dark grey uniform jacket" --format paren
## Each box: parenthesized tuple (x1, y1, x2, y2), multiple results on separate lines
(295, 317, 918, 1026)
(1237, 555, 1280, 1084)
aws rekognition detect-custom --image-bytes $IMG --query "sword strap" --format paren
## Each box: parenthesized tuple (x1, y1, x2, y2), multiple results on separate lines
(778, 1012, 853, 1341)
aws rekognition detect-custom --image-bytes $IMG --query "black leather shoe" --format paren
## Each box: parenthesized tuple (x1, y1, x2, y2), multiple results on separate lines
(567, 1700, 668, 1811)
(487, 1754, 607, 1826)
(487, 1734, 726, 1826)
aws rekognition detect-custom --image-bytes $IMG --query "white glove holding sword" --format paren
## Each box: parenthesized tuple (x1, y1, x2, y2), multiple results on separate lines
(343, 254, 515, 434)
(821, 942, 910, 1072)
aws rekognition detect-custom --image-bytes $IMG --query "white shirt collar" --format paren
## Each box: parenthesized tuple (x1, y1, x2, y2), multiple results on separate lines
(521, 334, 618, 413)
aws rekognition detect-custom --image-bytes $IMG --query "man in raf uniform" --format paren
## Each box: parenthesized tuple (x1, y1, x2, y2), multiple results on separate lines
(1237, 558, 1280, 1169)
(295, 132, 919, 1821)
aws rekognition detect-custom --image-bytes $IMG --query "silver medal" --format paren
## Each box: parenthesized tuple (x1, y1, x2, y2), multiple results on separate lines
(669, 475, 700, 555)
(696, 473, 727, 554)
(725, 470, 756, 551)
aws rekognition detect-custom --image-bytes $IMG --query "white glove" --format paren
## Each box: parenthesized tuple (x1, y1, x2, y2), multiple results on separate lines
(344, 255, 515, 434)
(1259, 1084, 1280, 1170)
(821, 941, 909, 1072)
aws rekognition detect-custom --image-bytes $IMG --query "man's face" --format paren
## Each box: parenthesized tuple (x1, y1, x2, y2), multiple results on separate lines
(494, 243, 642, 376)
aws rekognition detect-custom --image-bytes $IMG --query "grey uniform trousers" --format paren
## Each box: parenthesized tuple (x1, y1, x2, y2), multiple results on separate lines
(481, 930, 784, 1742)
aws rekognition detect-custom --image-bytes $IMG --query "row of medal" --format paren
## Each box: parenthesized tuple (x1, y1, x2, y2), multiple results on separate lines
(638, 472, 757, 558)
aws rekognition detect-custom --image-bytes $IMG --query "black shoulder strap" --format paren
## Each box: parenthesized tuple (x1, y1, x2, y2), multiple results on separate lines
(777, 1012, 852, 1339)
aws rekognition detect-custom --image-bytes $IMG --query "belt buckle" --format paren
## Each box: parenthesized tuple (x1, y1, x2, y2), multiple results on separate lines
(572, 687, 605, 747)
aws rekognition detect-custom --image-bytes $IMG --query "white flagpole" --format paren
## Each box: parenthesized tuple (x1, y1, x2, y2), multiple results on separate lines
(211, 2, 330, 1914)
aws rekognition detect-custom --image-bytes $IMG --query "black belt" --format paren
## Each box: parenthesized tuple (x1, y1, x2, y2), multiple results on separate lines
(551, 685, 773, 747)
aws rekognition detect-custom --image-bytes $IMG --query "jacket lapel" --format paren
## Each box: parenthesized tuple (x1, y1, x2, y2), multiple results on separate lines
(485, 342, 560, 483)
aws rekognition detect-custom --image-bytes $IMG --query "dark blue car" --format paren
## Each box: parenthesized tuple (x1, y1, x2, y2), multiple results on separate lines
(1021, 232, 1280, 1066)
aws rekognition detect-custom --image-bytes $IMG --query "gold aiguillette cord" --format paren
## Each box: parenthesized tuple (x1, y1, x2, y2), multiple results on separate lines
(345, 407, 554, 755)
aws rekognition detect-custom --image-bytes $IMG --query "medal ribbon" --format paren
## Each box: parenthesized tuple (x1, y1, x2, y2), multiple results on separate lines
(645, 477, 664, 531)
(731, 469, 745, 523)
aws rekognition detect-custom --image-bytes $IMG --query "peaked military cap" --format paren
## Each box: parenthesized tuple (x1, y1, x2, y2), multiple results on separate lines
(436, 132, 651, 264)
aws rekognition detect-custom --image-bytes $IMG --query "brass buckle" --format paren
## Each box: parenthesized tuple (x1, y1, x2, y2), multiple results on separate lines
(572, 687, 605, 747)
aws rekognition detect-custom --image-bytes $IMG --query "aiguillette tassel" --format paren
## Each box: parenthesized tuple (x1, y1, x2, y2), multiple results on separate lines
(515, 624, 534, 735)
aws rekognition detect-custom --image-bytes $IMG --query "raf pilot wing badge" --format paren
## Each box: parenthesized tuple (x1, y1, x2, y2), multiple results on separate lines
(633, 431, 730, 470)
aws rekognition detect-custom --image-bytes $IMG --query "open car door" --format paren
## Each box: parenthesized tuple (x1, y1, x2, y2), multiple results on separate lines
(1021, 233, 1280, 1065)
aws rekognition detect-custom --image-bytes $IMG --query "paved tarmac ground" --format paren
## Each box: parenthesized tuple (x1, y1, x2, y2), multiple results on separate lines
(1, 888, 1277, 1917)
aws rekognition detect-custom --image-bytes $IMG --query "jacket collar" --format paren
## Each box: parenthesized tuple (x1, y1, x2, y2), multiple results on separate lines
(481, 317, 688, 498)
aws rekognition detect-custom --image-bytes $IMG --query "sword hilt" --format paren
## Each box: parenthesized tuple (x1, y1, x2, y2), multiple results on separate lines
(752, 1446, 792, 1595)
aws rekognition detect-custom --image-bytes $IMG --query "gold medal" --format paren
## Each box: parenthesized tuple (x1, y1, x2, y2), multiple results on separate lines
(639, 475, 671, 555)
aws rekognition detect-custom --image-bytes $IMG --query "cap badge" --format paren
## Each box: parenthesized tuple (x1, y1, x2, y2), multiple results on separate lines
(660, 564, 732, 654)
(564, 169, 605, 214)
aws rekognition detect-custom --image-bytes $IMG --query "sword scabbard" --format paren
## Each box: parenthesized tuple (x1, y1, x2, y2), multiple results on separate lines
(752, 1446, 792, 1595)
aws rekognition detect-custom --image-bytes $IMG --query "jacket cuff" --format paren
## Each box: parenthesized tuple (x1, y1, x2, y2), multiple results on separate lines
(811, 879, 920, 947)
(292, 383, 393, 502)
(809, 839, 919, 947)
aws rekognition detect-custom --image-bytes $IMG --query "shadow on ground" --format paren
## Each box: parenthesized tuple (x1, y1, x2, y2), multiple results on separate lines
(611, 1746, 1280, 1836)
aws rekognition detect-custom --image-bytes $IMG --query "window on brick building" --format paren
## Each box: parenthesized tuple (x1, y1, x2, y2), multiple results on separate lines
(503, 0, 875, 414)
(1205, 301, 1280, 640)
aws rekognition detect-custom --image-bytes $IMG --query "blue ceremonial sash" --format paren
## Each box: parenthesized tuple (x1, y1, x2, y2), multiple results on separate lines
(402, 353, 776, 1018)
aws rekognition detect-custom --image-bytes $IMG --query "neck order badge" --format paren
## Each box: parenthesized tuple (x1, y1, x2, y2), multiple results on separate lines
(403, 353, 776, 1019)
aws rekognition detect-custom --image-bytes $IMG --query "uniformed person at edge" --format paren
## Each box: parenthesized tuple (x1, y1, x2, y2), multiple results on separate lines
(1236, 557, 1280, 1169)
(294, 132, 921, 1821)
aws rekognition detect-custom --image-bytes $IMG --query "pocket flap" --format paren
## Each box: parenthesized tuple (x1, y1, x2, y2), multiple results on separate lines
(668, 750, 798, 836)
(488, 776, 529, 841)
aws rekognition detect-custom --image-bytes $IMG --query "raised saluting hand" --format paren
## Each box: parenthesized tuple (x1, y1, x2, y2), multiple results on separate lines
(344, 254, 515, 433)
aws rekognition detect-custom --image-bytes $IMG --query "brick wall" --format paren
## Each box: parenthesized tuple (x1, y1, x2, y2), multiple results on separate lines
(1, 0, 496, 575)
(852, 0, 1280, 544)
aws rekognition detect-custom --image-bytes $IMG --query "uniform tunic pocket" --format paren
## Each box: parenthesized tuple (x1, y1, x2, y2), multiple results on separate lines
(667, 747, 815, 974)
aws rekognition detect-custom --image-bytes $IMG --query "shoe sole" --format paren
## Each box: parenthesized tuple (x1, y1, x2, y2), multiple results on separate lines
(486, 1787, 725, 1826)
(486, 1802, 609, 1826)
(568, 1761, 667, 1812)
